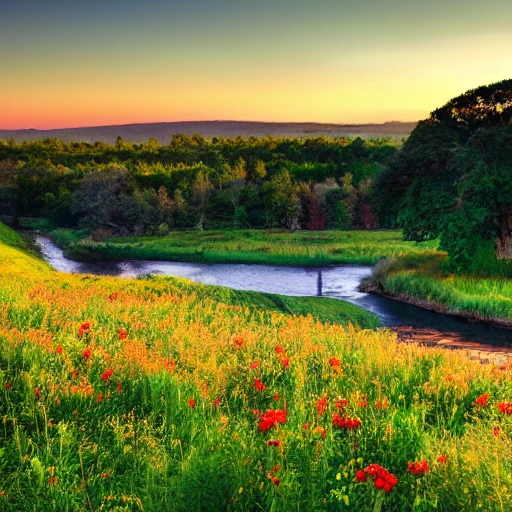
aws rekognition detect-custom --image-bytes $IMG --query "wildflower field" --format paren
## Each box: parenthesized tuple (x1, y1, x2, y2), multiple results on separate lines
(1, 223, 512, 511)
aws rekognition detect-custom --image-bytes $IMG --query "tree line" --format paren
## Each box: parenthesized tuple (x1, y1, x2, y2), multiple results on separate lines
(0, 135, 398, 235)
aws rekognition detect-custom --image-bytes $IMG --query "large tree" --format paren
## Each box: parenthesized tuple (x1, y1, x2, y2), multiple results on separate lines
(378, 79, 512, 271)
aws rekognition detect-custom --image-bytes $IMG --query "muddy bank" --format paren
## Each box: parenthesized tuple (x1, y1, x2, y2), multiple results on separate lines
(395, 326, 512, 364)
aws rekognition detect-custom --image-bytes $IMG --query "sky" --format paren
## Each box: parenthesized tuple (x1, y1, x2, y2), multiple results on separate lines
(1, 0, 512, 129)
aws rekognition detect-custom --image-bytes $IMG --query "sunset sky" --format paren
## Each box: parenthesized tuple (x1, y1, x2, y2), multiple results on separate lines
(2, 0, 512, 129)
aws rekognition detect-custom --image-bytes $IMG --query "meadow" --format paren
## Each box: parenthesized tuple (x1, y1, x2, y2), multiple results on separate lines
(1, 221, 512, 511)
(34, 227, 440, 266)
(366, 254, 512, 327)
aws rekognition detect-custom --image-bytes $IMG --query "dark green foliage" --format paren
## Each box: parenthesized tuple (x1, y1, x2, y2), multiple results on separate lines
(377, 79, 512, 272)
(0, 135, 398, 233)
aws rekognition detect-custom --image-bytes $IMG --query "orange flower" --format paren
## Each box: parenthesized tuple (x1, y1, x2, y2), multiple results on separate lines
(165, 359, 176, 372)
(233, 335, 244, 347)
(316, 397, 328, 416)
(55, 345, 63, 355)
(250, 361, 260, 369)
(314, 426, 326, 438)
(329, 357, 341, 367)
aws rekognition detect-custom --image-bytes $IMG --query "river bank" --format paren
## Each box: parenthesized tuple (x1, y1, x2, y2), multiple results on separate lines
(362, 256, 512, 331)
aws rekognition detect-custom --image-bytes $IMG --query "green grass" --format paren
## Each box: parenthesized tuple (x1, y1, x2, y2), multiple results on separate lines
(2, 221, 512, 511)
(38, 227, 440, 266)
(367, 254, 512, 326)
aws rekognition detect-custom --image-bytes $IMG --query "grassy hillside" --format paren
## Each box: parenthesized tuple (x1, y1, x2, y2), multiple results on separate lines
(1, 223, 511, 511)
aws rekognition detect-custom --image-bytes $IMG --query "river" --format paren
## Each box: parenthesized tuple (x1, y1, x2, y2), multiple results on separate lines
(35, 236, 512, 349)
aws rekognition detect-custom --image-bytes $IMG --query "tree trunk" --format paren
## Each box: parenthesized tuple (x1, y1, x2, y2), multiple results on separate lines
(496, 209, 511, 259)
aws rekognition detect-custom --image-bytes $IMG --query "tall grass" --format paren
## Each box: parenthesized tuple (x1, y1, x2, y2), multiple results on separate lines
(1, 223, 512, 511)
(370, 254, 512, 325)
(36, 227, 441, 266)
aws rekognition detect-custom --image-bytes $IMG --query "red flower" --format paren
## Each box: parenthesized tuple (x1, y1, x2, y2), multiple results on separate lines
(4, 382, 12, 390)
(254, 378, 266, 392)
(212, 396, 222, 406)
(48, 477, 58, 486)
(108, 293, 118, 302)
(335, 398, 348, 410)
(165, 359, 176, 372)
(493, 426, 500, 437)
(303, 423, 310, 430)
(258, 409, 287, 431)
(278, 356, 289, 369)
(316, 397, 328, 416)
(437, 455, 447, 464)
(117, 383, 123, 394)
(101, 368, 114, 382)
(275, 345, 285, 354)
(188, 398, 196, 408)
(55, 345, 63, 355)
(78, 322, 91, 337)
(332, 413, 362, 430)
(273, 393, 280, 401)
(355, 470, 367, 482)
(35, 388, 41, 401)
(267, 439, 281, 447)
(497, 401, 512, 415)
(358, 464, 398, 493)
(117, 328, 127, 340)
(271, 477, 280, 486)
(407, 459, 429, 476)
(97, 393, 103, 403)
(250, 360, 260, 369)
(473, 393, 490, 408)
(329, 357, 341, 367)
(83, 347, 92, 360)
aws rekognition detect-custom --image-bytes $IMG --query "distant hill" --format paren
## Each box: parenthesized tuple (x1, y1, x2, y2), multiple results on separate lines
(0, 120, 416, 144)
